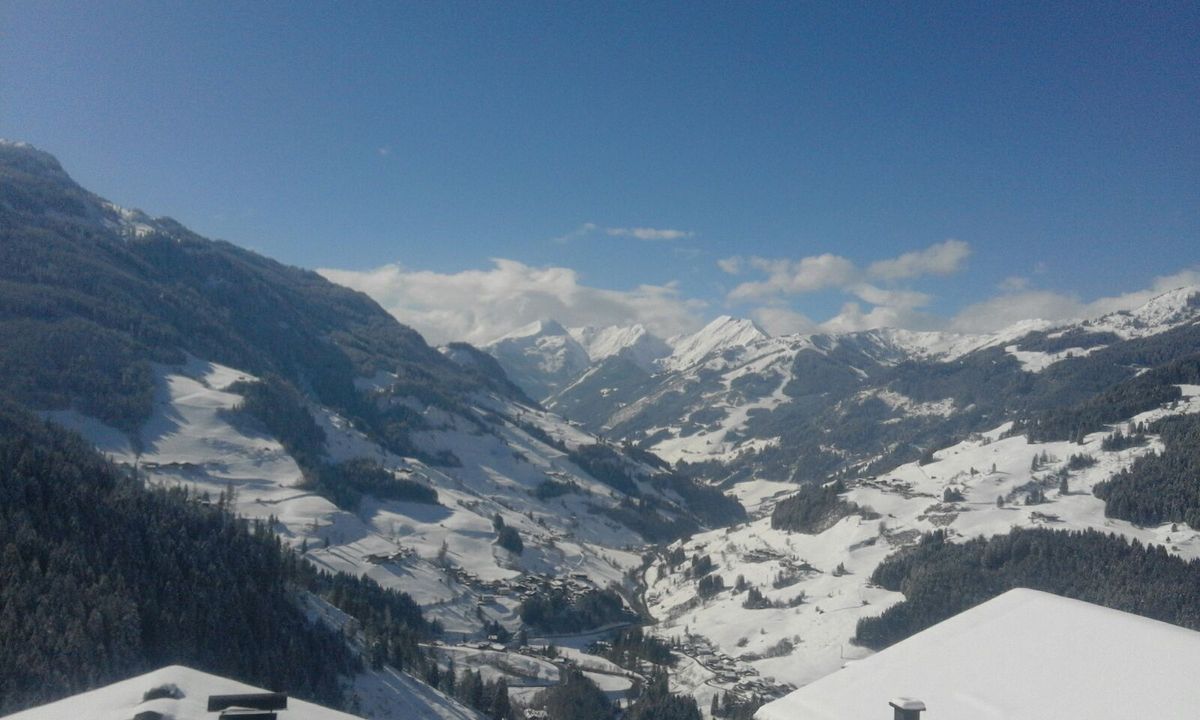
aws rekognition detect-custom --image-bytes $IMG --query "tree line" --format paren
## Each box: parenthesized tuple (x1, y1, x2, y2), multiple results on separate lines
(855, 527, 1200, 650)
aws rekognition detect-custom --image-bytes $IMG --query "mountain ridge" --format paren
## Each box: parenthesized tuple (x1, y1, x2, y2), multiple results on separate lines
(0, 142, 741, 718)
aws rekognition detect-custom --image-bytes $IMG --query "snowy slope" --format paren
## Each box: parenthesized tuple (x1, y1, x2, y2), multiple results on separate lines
(40, 351, 726, 716)
(483, 320, 591, 399)
(756, 589, 1200, 720)
(636, 335, 804, 465)
(663, 316, 769, 372)
(994, 287, 1200, 371)
(569, 323, 671, 369)
(1082, 285, 1200, 339)
(46, 346, 719, 642)
(352, 666, 483, 720)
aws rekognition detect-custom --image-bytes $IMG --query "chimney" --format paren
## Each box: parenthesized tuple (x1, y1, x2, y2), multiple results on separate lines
(889, 697, 926, 720)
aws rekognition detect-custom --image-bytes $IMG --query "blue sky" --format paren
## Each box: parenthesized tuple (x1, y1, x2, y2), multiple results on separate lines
(2, 1, 1197, 343)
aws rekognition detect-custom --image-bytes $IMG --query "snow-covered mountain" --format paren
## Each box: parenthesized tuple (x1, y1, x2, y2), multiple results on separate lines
(0, 142, 741, 718)
(642, 384, 1200, 708)
(570, 323, 672, 370)
(483, 320, 592, 399)
(662, 315, 770, 372)
(469, 287, 1200, 716)
(530, 288, 1200, 484)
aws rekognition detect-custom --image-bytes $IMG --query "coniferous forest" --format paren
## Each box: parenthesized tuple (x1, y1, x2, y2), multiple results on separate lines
(1094, 413, 1200, 529)
(0, 401, 435, 715)
(854, 527, 1200, 650)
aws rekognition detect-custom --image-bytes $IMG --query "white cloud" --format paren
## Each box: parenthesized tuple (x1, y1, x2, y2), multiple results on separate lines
(819, 302, 939, 334)
(866, 239, 971, 281)
(751, 306, 817, 336)
(318, 258, 706, 346)
(998, 275, 1030, 291)
(849, 283, 931, 310)
(606, 227, 695, 241)
(717, 256, 744, 275)
(550, 222, 597, 244)
(725, 240, 970, 305)
(948, 291, 1086, 333)
(723, 242, 968, 334)
(322, 244, 1199, 350)
(949, 268, 1200, 333)
(551, 223, 694, 244)
(728, 253, 858, 301)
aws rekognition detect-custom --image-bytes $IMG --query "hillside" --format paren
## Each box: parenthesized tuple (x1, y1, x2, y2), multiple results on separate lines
(0, 140, 527, 447)
(638, 384, 1200, 710)
(0, 142, 739, 717)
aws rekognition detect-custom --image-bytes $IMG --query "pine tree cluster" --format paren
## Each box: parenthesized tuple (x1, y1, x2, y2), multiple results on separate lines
(855, 527, 1200, 650)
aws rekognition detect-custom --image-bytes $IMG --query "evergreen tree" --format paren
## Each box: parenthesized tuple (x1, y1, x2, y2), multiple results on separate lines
(856, 527, 1200, 650)
(0, 404, 446, 714)
(490, 677, 512, 720)
(540, 669, 612, 720)
(441, 658, 456, 695)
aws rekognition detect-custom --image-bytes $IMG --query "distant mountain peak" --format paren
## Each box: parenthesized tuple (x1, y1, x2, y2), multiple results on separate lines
(483, 319, 589, 399)
(664, 315, 769, 371)
(570, 323, 671, 369)
(492, 318, 569, 342)
(1086, 284, 1200, 336)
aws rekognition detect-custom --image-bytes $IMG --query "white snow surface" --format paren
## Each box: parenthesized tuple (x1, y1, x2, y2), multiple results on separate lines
(861, 327, 996, 361)
(1004, 343, 1106, 372)
(755, 588, 1200, 720)
(1082, 285, 1200, 339)
(1, 665, 363, 720)
(569, 323, 671, 369)
(352, 666, 483, 720)
(664, 316, 769, 371)
(487, 319, 591, 377)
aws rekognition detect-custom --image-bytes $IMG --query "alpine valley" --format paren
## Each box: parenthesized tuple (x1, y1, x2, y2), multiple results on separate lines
(4, 142, 1200, 720)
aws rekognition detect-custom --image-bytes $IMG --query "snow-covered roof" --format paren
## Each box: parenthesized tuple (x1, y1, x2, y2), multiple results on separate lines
(756, 588, 1200, 720)
(2, 665, 363, 720)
